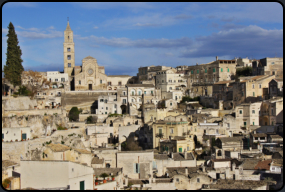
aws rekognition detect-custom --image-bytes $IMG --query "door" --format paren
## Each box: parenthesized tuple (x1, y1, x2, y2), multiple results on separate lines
(80, 181, 85, 190)
(22, 133, 27, 140)
(179, 148, 182, 152)
(89, 84, 92, 90)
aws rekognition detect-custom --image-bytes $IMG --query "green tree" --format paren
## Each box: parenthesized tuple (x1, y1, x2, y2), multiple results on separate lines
(4, 22, 24, 87)
(68, 107, 81, 121)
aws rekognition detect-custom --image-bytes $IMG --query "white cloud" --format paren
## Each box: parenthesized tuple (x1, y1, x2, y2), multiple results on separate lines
(4, 2, 38, 7)
(93, 26, 99, 29)
(76, 35, 193, 48)
(181, 25, 283, 58)
(71, 2, 153, 10)
(133, 23, 159, 27)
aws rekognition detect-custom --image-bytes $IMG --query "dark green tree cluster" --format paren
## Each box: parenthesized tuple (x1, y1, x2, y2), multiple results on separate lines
(4, 22, 24, 87)
(68, 107, 82, 121)
(236, 66, 252, 77)
(14, 85, 31, 96)
(181, 96, 200, 103)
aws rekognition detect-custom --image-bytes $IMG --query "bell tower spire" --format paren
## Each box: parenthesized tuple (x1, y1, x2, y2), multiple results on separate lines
(63, 18, 75, 76)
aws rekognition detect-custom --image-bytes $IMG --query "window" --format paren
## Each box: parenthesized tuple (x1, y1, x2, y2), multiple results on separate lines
(227, 123, 230, 128)
(205, 69, 207, 73)
(123, 99, 126, 104)
(252, 110, 255, 114)
(255, 137, 258, 140)
(242, 92, 244, 96)
(108, 82, 111, 86)
(169, 80, 172, 82)
(138, 91, 141, 95)
(79, 80, 81, 85)
(252, 84, 255, 89)
(197, 178, 200, 183)
(68, 36, 69, 39)
(100, 99, 104, 102)
(169, 87, 172, 90)
(106, 107, 108, 110)
(191, 70, 193, 74)
(67, 48, 71, 52)
(144, 91, 146, 95)
(244, 122, 247, 126)
(100, 80, 102, 84)
(253, 92, 255, 97)
(67, 55, 71, 60)
(271, 62, 275, 64)
(61, 78, 65, 82)
(159, 129, 162, 134)
(271, 109, 274, 115)
(227, 68, 229, 72)
(213, 68, 216, 72)
(68, 63, 71, 67)
(118, 81, 122, 86)
(170, 128, 174, 134)
(259, 84, 261, 88)
(55, 79, 58, 82)
(239, 110, 242, 114)
(197, 69, 199, 74)
(114, 104, 117, 108)
(157, 80, 159, 83)
(176, 178, 179, 182)
(162, 80, 164, 83)
(253, 122, 254, 125)
(221, 68, 223, 72)
(170, 103, 172, 106)
(105, 112, 107, 114)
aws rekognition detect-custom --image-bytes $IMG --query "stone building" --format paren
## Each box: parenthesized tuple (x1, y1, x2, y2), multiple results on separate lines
(235, 102, 262, 130)
(232, 75, 275, 107)
(268, 79, 283, 98)
(117, 151, 154, 179)
(155, 68, 186, 102)
(20, 160, 94, 190)
(63, 22, 131, 91)
(186, 56, 237, 98)
(137, 65, 172, 83)
(46, 71, 69, 91)
(259, 97, 283, 126)
(252, 57, 283, 79)
(152, 115, 189, 149)
(2, 127, 31, 142)
(159, 135, 195, 153)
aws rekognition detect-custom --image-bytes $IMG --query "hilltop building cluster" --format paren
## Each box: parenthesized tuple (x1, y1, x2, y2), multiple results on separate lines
(2, 21, 283, 190)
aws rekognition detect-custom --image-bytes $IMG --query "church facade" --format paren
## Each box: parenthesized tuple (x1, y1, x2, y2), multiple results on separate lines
(63, 22, 132, 91)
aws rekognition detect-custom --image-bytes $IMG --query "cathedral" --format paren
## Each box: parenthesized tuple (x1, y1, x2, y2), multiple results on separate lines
(63, 21, 132, 91)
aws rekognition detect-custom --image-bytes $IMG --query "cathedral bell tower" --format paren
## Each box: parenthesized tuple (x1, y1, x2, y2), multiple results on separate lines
(63, 20, 75, 76)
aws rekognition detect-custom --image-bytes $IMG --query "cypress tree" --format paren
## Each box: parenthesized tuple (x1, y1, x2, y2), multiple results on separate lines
(4, 22, 24, 87)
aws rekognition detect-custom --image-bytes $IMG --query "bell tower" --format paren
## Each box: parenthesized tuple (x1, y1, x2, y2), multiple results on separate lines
(64, 19, 75, 76)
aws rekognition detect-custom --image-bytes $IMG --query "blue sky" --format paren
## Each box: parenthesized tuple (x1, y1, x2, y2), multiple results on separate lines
(2, 2, 283, 76)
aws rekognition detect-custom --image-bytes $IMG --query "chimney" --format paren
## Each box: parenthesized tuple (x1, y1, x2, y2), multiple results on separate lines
(171, 152, 174, 159)
(185, 167, 188, 176)
(234, 168, 239, 180)
(125, 175, 128, 187)
(216, 56, 218, 61)
(254, 130, 256, 134)
(184, 149, 187, 159)
(202, 164, 206, 172)
(225, 166, 230, 179)
(148, 174, 152, 184)
(232, 162, 236, 171)
(249, 147, 252, 151)
(152, 177, 156, 183)
(118, 143, 121, 151)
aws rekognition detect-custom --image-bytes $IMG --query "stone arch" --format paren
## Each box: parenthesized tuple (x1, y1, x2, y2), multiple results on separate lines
(137, 89, 143, 96)
(114, 87, 117, 90)
(108, 87, 112, 90)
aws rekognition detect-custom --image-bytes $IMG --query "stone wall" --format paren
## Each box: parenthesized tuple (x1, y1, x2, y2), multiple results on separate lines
(62, 91, 113, 111)
(3, 108, 64, 117)
(2, 96, 37, 110)
(2, 114, 68, 137)
(2, 137, 54, 164)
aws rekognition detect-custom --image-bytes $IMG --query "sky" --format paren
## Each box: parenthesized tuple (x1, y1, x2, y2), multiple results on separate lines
(2, 2, 283, 76)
